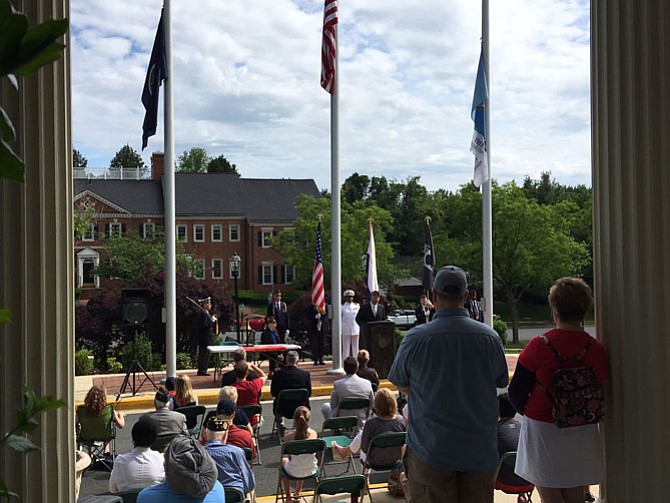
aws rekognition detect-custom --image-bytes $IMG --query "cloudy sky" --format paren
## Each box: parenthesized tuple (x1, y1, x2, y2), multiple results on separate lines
(71, 0, 591, 193)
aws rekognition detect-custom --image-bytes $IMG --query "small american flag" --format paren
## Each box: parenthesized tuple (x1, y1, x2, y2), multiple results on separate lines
(321, 0, 338, 93)
(311, 222, 326, 310)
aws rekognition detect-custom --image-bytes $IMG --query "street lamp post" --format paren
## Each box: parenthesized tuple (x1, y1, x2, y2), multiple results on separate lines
(230, 252, 241, 343)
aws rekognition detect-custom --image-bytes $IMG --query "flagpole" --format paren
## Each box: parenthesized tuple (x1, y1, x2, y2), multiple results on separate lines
(163, 0, 177, 376)
(481, 0, 494, 327)
(329, 20, 344, 375)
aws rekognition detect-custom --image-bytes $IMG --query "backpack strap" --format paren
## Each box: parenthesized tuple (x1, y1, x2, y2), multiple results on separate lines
(536, 334, 594, 398)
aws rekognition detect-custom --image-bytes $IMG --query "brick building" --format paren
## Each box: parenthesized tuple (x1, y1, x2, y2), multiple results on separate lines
(74, 152, 320, 298)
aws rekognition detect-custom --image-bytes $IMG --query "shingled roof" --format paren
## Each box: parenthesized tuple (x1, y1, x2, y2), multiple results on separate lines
(74, 174, 320, 222)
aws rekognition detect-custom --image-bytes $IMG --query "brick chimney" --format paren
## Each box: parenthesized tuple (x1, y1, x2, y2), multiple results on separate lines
(151, 151, 164, 180)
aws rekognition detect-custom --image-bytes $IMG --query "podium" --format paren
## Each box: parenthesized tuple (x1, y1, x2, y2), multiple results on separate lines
(359, 320, 397, 379)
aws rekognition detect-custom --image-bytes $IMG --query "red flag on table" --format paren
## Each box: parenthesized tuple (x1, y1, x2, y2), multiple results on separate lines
(320, 0, 338, 93)
(311, 222, 326, 310)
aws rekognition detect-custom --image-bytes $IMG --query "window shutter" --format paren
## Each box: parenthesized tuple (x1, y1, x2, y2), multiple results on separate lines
(121, 223, 126, 236)
(105, 223, 110, 237)
(257, 231, 262, 246)
(281, 265, 285, 283)
(94, 224, 99, 239)
(273, 230, 277, 237)
(258, 266, 262, 283)
(273, 265, 278, 283)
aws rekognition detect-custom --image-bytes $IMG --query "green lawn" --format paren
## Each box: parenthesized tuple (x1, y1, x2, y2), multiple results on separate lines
(493, 301, 595, 325)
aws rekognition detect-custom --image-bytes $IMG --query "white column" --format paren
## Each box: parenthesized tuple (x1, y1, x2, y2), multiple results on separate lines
(0, 1, 74, 501)
(592, 0, 670, 501)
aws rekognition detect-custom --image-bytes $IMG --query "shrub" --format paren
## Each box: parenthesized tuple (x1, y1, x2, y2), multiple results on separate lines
(75, 348, 93, 376)
(492, 315, 508, 346)
(106, 357, 123, 373)
(176, 352, 193, 370)
(119, 332, 160, 371)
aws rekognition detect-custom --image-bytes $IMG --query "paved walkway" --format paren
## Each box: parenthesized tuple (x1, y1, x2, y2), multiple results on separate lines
(76, 354, 520, 411)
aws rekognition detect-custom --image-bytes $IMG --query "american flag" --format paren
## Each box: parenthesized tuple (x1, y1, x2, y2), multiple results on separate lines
(311, 222, 326, 310)
(321, 0, 338, 93)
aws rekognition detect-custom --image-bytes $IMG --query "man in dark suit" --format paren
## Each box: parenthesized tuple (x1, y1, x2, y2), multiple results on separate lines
(270, 351, 311, 436)
(415, 294, 436, 325)
(355, 290, 387, 326)
(266, 290, 290, 342)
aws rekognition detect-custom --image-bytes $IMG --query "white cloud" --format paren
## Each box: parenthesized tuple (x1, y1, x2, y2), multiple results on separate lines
(71, 0, 592, 191)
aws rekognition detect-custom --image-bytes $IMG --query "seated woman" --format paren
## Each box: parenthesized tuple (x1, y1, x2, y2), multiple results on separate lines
(173, 374, 198, 409)
(332, 388, 405, 464)
(281, 406, 318, 503)
(356, 349, 380, 391)
(76, 384, 125, 454)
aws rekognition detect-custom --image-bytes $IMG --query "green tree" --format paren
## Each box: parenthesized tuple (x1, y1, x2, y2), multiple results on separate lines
(273, 194, 397, 291)
(109, 144, 146, 170)
(73, 206, 93, 241)
(341, 172, 370, 203)
(207, 154, 238, 174)
(72, 148, 87, 167)
(95, 231, 195, 283)
(177, 147, 209, 173)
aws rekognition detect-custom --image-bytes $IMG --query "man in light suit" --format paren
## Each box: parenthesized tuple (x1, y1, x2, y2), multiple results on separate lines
(140, 388, 187, 437)
(267, 290, 290, 342)
(355, 290, 387, 326)
(321, 356, 374, 428)
(341, 289, 361, 358)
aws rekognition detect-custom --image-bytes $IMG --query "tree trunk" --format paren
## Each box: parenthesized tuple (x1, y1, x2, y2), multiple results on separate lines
(507, 288, 520, 343)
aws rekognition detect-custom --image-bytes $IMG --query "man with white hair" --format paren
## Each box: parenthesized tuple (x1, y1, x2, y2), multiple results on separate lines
(341, 289, 361, 358)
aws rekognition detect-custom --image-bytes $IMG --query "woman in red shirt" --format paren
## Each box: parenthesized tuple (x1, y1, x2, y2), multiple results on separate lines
(508, 277, 607, 503)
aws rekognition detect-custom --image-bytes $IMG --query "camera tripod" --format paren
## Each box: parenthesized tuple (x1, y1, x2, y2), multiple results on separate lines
(116, 325, 157, 400)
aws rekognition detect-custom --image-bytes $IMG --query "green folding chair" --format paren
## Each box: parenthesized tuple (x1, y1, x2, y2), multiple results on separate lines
(117, 488, 142, 503)
(176, 404, 206, 437)
(360, 431, 406, 503)
(275, 438, 326, 503)
(224, 486, 246, 503)
(76, 404, 117, 471)
(240, 403, 263, 464)
(271, 388, 310, 440)
(150, 432, 181, 452)
(338, 397, 373, 428)
(312, 474, 367, 503)
(320, 416, 359, 476)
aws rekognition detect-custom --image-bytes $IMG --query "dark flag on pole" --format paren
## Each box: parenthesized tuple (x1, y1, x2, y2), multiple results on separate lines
(422, 218, 435, 292)
(141, 10, 166, 150)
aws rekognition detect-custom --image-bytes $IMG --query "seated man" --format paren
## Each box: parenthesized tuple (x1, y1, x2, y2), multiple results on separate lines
(137, 435, 223, 502)
(203, 417, 256, 497)
(216, 398, 256, 460)
(321, 356, 374, 428)
(497, 393, 528, 503)
(270, 350, 312, 436)
(140, 387, 187, 436)
(109, 416, 164, 493)
(232, 361, 267, 427)
(220, 347, 258, 387)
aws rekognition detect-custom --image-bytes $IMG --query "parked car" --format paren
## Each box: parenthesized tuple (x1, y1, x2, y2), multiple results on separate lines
(388, 309, 417, 329)
(232, 314, 266, 332)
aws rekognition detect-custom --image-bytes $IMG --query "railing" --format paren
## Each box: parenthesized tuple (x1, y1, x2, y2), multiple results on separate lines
(73, 167, 150, 180)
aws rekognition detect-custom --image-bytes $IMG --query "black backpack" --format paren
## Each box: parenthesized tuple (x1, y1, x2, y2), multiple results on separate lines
(538, 335, 604, 428)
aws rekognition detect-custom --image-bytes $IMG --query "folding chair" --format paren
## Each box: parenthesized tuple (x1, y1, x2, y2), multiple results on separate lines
(360, 431, 406, 503)
(271, 388, 310, 439)
(320, 416, 359, 476)
(177, 404, 206, 437)
(338, 398, 373, 429)
(76, 404, 117, 471)
(312, 474, 367, 503)
(494, 451, 535, 502)
(150, 432, 180, 452)
(275, 438, 326, 503)
(224, 486, 247, 503)
(240, 403, 263, 464)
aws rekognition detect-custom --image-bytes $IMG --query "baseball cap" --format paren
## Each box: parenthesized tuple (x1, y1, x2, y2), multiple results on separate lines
(155, 387, 170, 403)
(216, 398, 236, 420)
(434, 265, 468, 297)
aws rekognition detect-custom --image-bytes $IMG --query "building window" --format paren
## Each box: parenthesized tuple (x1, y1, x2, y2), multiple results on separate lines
(142, 222, 156, 239)
(211, 224, 222, 242)
(284, 265, 295, 284)
(261, 262, 274, 285)
(194, 259, 205, 280)
(177, 224, 187, 242)
(212, 259, 223, 279)
(83, 223, 96, 242)
(229, 224, 240, 242)
(261, 228, 273, 248)
(108, 222, 123, 238)
(194, 224, 205, 242)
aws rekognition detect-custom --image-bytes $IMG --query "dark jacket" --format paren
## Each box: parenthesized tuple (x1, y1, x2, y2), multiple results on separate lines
(270, 365, 312, 418)
(267, 301, 290, 340)
(355, 303, 387, 326)
(414, 304, 436, 325)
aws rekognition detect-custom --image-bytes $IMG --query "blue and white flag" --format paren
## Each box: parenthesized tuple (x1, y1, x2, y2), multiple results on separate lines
(364, 221, 379, 302)
(470, 50, 489, 188)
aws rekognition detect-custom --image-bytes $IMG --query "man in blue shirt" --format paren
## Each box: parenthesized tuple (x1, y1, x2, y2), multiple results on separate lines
(203, 416, 256, 497)
(389, 265, 508, 503)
